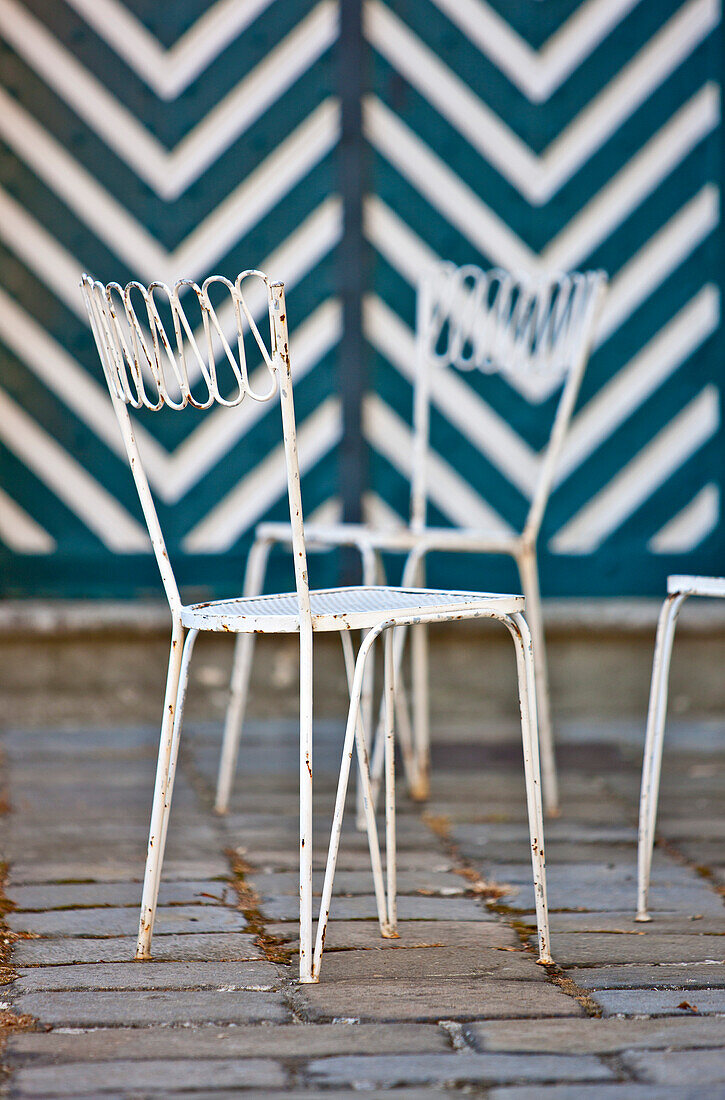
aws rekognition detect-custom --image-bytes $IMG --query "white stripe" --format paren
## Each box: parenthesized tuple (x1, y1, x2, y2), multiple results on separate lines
(0, 85, 166, 277)
(364, 394, 513, 536)
(0, 0, 338, 199)
(0, 188, 86, 317)
(648, 483, 719, 552)
(368, 3, 717, 203)
(364, 195, 439, 286)
(545, 84, 719, 267)
(550, 387, 720, 553)
(363, 294, 538, 497)
(183, 398, 343, 552)
(430, 0, 645, 103)
(64, 0, 276, 100)
(365, 89, 718, 279)
(363, 491, 405, 529)
(0, 488, 56, 554)
(598, 185, 720, 344)
(0, 389, 150, 552)
(559, 285, 720, 485)
(542, 0, 719, 200)
(364, 97, 534, 270)
(0, 91, 339, 283)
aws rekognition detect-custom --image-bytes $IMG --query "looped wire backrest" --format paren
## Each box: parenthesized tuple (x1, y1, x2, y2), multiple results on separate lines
(411, 261, 607, 536)
(419, 263, 604, 393)
(81, 271, 278, 411)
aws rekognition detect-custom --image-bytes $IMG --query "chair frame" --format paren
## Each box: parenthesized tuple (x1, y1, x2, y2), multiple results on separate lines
(217, 264, 607, 819)
(636, 574, 725, 922)
(81, 269, 551, 982)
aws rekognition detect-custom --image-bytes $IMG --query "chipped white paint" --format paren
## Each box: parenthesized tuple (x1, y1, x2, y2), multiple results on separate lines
(83, 269, 551, 983)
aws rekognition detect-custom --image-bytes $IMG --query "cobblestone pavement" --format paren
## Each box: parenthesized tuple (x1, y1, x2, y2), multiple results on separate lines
(1, 710, 725, 1097)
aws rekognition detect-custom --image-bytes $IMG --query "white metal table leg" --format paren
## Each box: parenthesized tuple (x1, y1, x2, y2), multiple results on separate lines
(298, 621, 315, 983)
(356, 546, 379, 830)
(516, 545, 558, 817)
(636, 591, 687, 922)
(401, 547, 430, 801)
(215, 538, 272, 814)
(504, 611, 551, 964)
(384, 628, 397, 933)
(136, 621, 195, 959)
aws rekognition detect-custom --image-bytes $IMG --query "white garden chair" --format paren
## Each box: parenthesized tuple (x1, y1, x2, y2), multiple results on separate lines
(80, 269, 551, 982)
(217, 263, 607, 819)
(637, 575, 725, 922)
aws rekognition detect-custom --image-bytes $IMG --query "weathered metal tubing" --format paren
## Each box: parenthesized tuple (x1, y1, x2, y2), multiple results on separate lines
(636, 587, 689, 922)
(83, 268, 551, 983)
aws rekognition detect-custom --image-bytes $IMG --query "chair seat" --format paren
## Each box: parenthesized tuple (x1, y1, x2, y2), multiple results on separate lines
(182, 585, 524, 633)
(667, 575, 725, 598)
(257, 521, 520, 556)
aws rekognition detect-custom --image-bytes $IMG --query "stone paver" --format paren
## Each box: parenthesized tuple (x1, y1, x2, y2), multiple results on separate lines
(570, 962, 725, 988)
(468, 1015, 725, 1052)
(11, 932, 262, 965)
(12, 960, 280, 993)
(2, 716, 725, 1096)
(593, 987, 725, 1015)
(296, 977, 583, 1021)
(8, 904, 246, 937)
(6, 1022, 448, 1060)
(489, 1088, 717, 1100)
(10, 880, 235, 911)
(306, 1052, 613, 1087)
(623, 1048, 725, 1084)
(10, 1058, 287, 1096)
(12, 989, 290, 1027)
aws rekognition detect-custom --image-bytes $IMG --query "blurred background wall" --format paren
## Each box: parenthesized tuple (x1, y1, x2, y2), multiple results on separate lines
(0, 0, 721, 601)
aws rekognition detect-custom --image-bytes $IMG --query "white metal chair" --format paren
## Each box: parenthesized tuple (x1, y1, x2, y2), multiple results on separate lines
(637, 575, 725, 922)
(217, 264, 607, 818)
(81, 269, 551, 982)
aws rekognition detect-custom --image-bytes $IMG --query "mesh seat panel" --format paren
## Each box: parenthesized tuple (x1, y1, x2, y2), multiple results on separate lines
(184, 585, 523, 631)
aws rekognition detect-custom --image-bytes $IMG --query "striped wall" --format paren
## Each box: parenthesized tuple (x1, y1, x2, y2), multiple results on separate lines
(0, 0, 721, 598)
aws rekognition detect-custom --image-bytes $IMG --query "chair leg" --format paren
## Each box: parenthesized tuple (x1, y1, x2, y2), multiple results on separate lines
(369, 636, 417, 809)
(504, 611, 551, 964)
(341, 634, 373, 835)
(299, 623, 315, 984)
(637, 592, 687, 922)
(356, 546, 379, 830)
(384, 628, 397, 933)
(313, 627, 390, 982)
(401, 548, 430, 801)
(136, 624, 197, 960)
(517, 546, 558, 817)
(215, 538, 272, 814)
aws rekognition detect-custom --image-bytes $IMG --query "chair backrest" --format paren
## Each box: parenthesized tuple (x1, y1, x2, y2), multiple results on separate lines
(81, 271, 311, 621)
(410, 263, 607, 541)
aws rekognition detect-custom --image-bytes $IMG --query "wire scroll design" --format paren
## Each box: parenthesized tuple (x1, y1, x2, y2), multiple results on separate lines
(419, 263, 605, 390)
(80, 271, 278, 411)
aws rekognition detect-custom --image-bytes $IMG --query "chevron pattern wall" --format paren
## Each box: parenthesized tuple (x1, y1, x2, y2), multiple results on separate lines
(365, 0, 723, 595)
(0, 0, 721, 598)
(0, 0, 341, 596)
